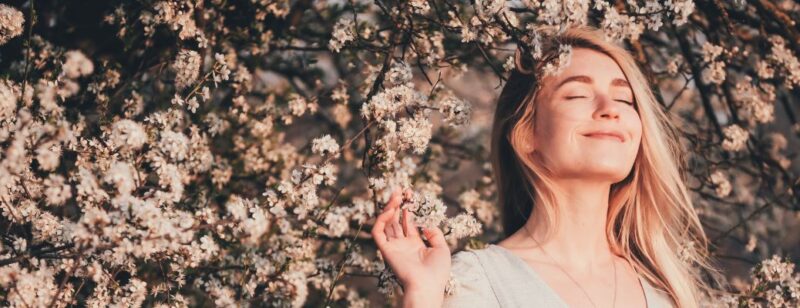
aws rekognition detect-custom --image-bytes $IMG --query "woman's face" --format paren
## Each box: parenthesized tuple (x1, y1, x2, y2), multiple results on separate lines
(529, 47, 642, 183)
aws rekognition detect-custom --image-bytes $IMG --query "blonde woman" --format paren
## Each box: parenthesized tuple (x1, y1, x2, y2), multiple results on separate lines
(372, 26, 717, 308)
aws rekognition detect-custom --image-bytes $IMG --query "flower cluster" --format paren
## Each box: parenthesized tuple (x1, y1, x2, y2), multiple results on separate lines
(172, 49, 201, 90)
(701, 42, 726, 85)
(542, 44, 573, 77)
(721, 124, 749, 152)
(438, 96, 472, 127)
(329, 17, 356, 53)
(0, 4, 23, 45)
(733, 76, 775, 125)
(709, 170, 732, 198)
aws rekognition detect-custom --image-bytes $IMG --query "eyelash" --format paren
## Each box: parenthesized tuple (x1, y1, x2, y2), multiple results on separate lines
(566, 96, 634, 106)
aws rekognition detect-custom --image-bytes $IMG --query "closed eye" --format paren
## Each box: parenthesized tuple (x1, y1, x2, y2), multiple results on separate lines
(567, 96, 633, 106)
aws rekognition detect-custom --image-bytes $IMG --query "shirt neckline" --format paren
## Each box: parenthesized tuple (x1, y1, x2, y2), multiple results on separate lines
(487, 243, 653, 307)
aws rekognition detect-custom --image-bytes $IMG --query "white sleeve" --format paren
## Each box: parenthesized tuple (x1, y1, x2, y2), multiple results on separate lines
(442, 251, 499, 308)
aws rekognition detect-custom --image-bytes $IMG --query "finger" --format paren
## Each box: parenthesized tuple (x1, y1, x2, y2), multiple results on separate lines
(423, 226, 447, 248)
(375, 201, 396, 226)
(375, 200, 397, 241)
(385, 217, 398, 239)
(377, 190, 403, 241)
(383, 189, 402, 212)
(402, 208, 420, 238)
(374, 207, 397, 246)
(382, 207, 398, 239)
(390, 221, 403, 239)
(391, 204, 405, 238)
(372, 218, 388, 247)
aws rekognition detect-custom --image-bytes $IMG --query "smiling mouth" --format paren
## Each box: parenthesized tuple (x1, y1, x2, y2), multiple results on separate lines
(582, 133, 625, 143)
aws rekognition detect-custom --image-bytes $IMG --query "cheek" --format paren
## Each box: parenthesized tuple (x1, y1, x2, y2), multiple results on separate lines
(626, 111, 643, 143)
(533, 106, 583, 151)
(534, 107, 571, 141)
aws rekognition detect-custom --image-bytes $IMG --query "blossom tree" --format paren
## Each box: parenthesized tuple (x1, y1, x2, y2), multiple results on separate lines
(0, 0, 798, 307)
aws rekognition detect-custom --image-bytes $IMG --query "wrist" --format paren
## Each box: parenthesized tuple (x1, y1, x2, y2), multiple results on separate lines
(403, 287, 444, 308)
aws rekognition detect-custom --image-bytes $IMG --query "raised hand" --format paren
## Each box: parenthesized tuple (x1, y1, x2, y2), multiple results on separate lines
(371, 188, 451, 307)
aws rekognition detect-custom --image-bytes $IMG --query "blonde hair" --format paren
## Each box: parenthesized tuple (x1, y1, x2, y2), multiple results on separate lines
(490, 26, 718, 307)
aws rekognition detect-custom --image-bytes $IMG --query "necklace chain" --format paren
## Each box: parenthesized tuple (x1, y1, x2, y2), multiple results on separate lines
(523, 225, 617, 308)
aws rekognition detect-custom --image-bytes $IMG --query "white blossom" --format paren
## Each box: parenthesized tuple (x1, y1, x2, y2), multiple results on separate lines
(721, 124, 749, 152)
(709, 170, 731, 198)
(733, 77, 775, 124)
(288, 93, 309, 117)
(666, 58, 681, 75)
(329, 17, 355, 53)
(0, 79, 17, 119)
(702, 61, 726, 85)
(669, 0, 695, 26)
(702, 42, 724, 63)
(74, 167, 109, 205)
(311, 134, 340, 157)
(409, 0, 431, 14)
(361, 83, 426, 121)
(213, 53, 231, 83)
(172, 49, 201, 90)
(331, 82, 349, 104)
(36, 79, 61, 115)
(32, 211, 62, 242)
(752, 255, 797, 291)
(323, 207, 350, 237)
(405, 190, 447, 230)
(35, 141, 61, 171)
(0, 4, 24, 45)
(756, 60, 775, 79)
(475, 0, 506, 19)
(768, 36, 800, 88)
(159, 130, 190, 161)
(542, 44, 572, 77)
(108, 119, 148, 152)
(503, 55, 515, 72)
(397, 114, 433, 154)
(43, 174, 72, 206)
(443, 213, 482, 241)
(438, 96, 472, 127)
(62, 50, 95, 79)
(386, 62, 413, 87)
(104, 160, 137, 195)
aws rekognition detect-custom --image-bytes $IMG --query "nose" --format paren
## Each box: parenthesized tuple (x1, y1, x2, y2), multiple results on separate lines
(592, 94, 620, 121)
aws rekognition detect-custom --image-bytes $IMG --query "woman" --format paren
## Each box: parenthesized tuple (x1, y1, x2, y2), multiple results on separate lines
(372, 26, 717, 308)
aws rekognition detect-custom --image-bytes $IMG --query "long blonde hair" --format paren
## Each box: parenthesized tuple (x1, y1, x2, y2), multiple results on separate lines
(491, 26, 717, 307)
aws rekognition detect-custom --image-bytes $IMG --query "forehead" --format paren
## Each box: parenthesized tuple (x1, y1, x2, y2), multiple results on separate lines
(556, 47, 628, 83)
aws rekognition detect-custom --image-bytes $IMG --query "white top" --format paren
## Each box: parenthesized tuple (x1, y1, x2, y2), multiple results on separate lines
(443, 244, 675, 308)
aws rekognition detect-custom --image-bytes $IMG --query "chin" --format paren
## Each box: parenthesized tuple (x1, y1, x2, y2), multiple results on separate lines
(594, 171, 630, 183)
(576, 164, 633, 183)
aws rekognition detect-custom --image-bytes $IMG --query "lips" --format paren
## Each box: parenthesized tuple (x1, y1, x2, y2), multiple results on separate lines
(581, 130, 626, 143)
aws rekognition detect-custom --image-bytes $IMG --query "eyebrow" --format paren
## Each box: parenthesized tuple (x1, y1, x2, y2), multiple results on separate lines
(555, 75, 631, 90)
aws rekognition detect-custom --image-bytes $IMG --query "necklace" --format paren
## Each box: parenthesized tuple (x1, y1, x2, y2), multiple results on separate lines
(523, 225, 617, 308)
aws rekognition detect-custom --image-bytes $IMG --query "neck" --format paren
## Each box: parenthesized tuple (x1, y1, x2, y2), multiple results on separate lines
(521, 179, 616, 270)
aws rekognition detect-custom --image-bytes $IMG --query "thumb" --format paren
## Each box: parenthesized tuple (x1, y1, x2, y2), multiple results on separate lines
(422, 226, 447, 248)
